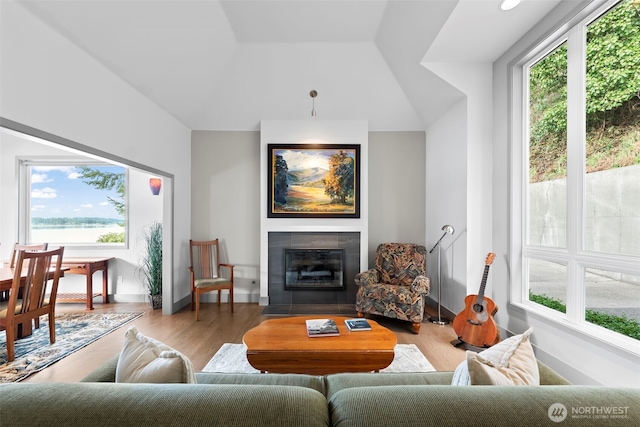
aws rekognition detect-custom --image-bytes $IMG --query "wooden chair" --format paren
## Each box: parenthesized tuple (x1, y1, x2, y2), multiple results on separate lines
(9, 243, 49, 268)
(188, 239, 234, 320)
(0, 246, 64, 362)
(1, 243, 48, 302)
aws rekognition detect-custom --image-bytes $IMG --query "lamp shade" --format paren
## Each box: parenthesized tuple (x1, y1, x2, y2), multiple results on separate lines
(149, 178, 162, 195)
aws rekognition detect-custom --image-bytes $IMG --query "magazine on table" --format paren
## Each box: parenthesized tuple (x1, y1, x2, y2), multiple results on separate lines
(344, 318, 372, 331)
(305, 318, 340, 337)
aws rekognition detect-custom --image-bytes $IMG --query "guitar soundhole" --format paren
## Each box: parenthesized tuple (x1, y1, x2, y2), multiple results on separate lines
(473, 303, 484, 313)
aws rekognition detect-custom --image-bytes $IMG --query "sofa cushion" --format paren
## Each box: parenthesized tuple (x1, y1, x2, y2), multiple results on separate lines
(452, 327, 539, 386)
(195, 372, 327, 395)
(328, 385, 640, 427)
(325, 372, 454, 399)
(0, 383, 330, 427)
(115, 326, 196, 384)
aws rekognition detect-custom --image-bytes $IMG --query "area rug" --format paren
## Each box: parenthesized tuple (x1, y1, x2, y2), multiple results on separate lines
(203, 343, 435, 374)
(0, 312, 144, 383)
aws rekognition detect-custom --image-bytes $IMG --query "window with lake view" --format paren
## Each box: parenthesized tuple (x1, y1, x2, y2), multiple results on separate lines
(20, 160, 127, 248)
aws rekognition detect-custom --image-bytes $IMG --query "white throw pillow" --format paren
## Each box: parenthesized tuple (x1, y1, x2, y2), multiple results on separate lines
(115, 326, 196, 383)
(451, 360, 471, 386)
(451, 327, 539, 386)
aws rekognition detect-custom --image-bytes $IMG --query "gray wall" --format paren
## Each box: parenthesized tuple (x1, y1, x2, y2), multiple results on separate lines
(368, 131, 427, 267)
(190, 130, 426, 301)
(191, 131, 261, 301)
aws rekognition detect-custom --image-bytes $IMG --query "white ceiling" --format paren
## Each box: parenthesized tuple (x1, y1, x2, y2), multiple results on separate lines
(18, 0, 566, 130)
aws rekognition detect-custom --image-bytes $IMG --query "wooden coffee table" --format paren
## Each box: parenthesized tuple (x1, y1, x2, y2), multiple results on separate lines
(242, 316, 397, 375)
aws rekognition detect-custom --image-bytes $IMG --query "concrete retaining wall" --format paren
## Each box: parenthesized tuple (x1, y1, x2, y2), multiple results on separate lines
(529, 164, 640, 284)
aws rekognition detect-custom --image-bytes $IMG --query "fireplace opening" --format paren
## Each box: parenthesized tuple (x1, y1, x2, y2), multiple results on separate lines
(284, 248, 345, 290)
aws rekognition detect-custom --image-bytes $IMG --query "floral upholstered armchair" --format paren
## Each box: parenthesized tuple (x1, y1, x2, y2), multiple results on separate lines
(355, 243, 430, 334)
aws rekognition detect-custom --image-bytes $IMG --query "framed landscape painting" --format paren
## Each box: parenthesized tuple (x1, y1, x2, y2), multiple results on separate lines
(268, 144, 360, 218)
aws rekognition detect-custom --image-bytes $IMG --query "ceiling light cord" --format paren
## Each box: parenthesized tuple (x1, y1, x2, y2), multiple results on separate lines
(310, 90, 317, 117)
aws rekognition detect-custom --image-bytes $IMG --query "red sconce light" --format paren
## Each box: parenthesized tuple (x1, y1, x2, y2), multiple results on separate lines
(149, 178, 162, 195)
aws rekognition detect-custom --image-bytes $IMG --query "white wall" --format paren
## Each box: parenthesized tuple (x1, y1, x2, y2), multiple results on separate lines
(0, 1, 192, 312)
(425, 100, 468, 315)
(0, 133, 162, 298)
(425, 62, 494, 301)
(492, 0, 640, 386)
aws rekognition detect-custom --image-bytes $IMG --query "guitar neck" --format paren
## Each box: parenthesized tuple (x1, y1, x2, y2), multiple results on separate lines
(476, 265, 491, 303)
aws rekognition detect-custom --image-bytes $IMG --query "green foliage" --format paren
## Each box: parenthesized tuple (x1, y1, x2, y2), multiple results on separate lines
(97, 232, 125, 243)
(323, 151, 355, 204)
(140, 222, 162, 296)
(77, 166, 126, 216)
(273, 154, 289, 206)
(529, 0, 640, 182)
(529, 292, 567, 313)
(586, 0, 640, 121)
(529, 292, 640, 340)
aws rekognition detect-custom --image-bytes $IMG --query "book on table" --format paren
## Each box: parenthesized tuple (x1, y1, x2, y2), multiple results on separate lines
(305, 318, 340, 337)
(344, 318, 372, 331)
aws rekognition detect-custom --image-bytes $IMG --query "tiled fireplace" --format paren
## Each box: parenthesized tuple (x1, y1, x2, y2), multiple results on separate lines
(268, 231, 360, 305)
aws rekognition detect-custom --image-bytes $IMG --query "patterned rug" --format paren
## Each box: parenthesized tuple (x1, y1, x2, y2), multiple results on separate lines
(203, 343, 436, 373)
(0, 312, 144, 383)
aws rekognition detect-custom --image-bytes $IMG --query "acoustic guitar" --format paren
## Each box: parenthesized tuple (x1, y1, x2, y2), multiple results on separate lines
(452, 252, 500, 348)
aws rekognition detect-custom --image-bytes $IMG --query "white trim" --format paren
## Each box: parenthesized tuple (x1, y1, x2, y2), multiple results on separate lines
(510, 0, 640, 355)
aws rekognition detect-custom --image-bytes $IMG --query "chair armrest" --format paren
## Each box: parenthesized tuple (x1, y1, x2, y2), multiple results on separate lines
(355, 269, 379, 287)
(219, 263, 235, 281)
(411, 275, 430, 295)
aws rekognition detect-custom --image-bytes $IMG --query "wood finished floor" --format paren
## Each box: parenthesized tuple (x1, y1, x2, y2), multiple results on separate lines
(23, 302, 467, 383)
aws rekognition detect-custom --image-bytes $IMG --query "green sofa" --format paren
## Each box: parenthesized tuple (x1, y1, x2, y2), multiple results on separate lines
(1, 356, 638, 426)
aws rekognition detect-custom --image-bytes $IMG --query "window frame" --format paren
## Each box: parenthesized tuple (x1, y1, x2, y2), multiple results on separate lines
(509, 0, 640, 355)
(18, 156, 129, 250)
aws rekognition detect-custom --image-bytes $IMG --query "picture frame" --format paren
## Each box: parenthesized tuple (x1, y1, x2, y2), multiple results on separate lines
(268, 143, 360, 218)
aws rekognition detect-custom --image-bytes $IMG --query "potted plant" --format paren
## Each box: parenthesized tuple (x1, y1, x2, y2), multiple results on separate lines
(140, 221, 163, 309)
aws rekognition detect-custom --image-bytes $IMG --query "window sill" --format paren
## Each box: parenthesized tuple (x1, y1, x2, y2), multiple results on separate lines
(510, 301, 640, 359)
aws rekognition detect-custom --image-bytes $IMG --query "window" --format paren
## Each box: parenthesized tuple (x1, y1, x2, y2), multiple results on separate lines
(513, 0, 640, 346)
(19, 158, 128, 248)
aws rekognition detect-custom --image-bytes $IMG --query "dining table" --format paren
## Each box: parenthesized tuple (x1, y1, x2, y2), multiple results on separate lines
(0, 266, 68, 338)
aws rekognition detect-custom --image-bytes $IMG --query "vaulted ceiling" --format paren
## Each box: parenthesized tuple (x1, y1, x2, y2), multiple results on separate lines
(18, 0, 565, 130)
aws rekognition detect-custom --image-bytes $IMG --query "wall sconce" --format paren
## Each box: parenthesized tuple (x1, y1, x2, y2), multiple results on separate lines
(310, 90, 317, 117)
(149, 178, 162, 195)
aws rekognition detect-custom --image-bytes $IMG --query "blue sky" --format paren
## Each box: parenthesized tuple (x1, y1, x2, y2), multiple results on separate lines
(30, 165, 123, 219)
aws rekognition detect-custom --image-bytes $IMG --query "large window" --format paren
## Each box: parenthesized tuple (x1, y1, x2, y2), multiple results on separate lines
(515, 0, 640, 346)
(19, 159, 127, 248)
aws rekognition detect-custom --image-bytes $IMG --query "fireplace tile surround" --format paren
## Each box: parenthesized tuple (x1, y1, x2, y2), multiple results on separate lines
(268, 232, 360, 305)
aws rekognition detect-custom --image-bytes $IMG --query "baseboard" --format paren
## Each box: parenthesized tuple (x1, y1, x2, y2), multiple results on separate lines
(111, 292, 259, 303)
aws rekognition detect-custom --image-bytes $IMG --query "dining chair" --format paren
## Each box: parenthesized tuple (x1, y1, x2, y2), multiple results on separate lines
(9, 243, 49, 268)
(0, 246, 64, 362)
(188, 239, 234, 320)
(1, 243, 49, 303)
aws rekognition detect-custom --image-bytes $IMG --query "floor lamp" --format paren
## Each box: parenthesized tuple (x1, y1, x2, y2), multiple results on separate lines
(429, 224, 455, 325)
